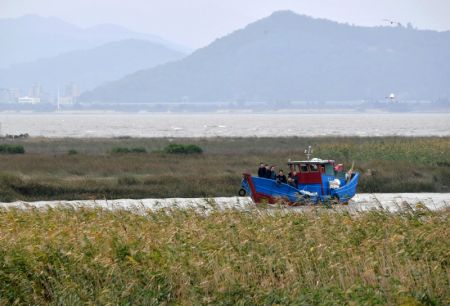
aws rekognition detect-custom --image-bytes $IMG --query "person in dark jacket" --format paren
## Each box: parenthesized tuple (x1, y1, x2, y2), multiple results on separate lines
(267, 166, 276, 180)
(258, 162, 266, 177)
(265, 164, 271, 178)
(276, 170, 287, 184)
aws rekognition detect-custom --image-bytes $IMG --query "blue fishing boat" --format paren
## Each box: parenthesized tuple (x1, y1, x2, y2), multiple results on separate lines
(239, 147, 359, 205)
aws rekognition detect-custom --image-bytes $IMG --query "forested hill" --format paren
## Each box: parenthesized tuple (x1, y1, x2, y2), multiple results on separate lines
(80, 10, 450, 103)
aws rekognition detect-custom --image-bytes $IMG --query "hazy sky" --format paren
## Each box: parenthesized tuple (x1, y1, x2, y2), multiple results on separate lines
(1, 0, 449, 48)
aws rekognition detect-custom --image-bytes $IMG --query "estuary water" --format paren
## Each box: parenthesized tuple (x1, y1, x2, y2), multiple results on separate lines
(0, 113, 448, 137)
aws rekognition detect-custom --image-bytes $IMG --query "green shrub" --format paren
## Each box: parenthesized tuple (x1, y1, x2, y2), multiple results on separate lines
(68, 149, 78, 155)
(111, 147, 147, 154)
(0, 144, 25, 154)
(130, 147, 147, 153)
(117, 176, 140, 186)
(164, 144, 203, 154)
(111, 147, 130, 153)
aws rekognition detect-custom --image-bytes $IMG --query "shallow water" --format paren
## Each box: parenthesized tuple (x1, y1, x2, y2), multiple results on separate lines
(1, 193, 448, 213)
(0, 113, 448, 137)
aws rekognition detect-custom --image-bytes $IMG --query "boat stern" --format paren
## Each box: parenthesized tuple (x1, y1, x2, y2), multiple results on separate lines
(330, 171, 360, 203)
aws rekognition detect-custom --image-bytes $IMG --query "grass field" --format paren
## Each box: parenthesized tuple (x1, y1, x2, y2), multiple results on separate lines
(1, 137, 448, 305)
(0, 136, 449, 201)
(0, 206, 448, 305)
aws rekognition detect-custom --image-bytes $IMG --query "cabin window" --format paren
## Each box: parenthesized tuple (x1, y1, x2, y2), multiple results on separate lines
(300, 164, 308, 172)
(309, 164, 319, 172)
(325, 164, 334, 176)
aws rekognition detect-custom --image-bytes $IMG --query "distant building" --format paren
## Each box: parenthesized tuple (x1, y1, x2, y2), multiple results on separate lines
(29, 83, 42, 99)
(18, 96, 40, 104)
(57, 96, 74, 105)
(0, 88, 22, 103)
(64, 82, 80, 98)
(8, 88, 20, 103)
(58, 82, 80, 105)
(17, 84, 43, 104)
(0, 88, 10, 103)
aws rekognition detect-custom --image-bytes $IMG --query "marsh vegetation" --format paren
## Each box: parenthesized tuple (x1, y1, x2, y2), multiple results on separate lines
(0, 137, 448, 201)
(0, 206, 448, 304)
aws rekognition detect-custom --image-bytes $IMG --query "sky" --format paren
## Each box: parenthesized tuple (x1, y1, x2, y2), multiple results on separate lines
(1, 0, 450, 48)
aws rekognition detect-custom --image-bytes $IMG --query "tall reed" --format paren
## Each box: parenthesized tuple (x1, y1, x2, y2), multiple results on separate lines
(0, 206, 448, 304)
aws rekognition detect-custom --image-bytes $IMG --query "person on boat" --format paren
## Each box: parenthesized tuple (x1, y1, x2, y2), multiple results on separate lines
(288, 171, 298, 188)
(276, 170, 287, 184)
(266, 165, 276, 179)
(264, 164, 271, 178)
(258, 162, 266, 177)
(271, 166, 277, 180)
(334, 164, 345, 178)
(287, 177, 295, 188)
(294, 172, 299, 187)
(288, 169, 295, 179)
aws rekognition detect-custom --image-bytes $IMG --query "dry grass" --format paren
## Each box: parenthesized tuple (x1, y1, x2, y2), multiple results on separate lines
(0, 206, 448, 305)
(0, 137, 448, 201)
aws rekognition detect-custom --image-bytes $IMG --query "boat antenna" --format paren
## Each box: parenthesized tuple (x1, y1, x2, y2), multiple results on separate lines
(304, 146, 313, 160)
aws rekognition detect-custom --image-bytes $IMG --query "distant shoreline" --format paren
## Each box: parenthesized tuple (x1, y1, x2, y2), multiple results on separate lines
(0, 109, 449, 115)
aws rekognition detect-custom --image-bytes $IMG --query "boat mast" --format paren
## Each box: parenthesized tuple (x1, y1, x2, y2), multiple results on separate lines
(304, 146, 313, 160)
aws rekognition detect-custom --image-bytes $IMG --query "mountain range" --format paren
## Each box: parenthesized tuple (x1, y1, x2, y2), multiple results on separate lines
(0, 14, 189, 69)
(0, 39, 185, 95)
(80, 11, 450, 103)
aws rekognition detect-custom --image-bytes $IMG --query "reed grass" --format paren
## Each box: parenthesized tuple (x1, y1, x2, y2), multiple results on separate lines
(0, 137, 448, 201)
(0, 206, 448, 305)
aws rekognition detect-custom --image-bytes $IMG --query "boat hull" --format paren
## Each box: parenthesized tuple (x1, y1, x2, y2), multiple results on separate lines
(242, 172, 359, 204)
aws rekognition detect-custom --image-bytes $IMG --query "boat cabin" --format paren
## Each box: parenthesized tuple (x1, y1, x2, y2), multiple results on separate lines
(288, 158, 335, 182)
(287, 158, 344, 195)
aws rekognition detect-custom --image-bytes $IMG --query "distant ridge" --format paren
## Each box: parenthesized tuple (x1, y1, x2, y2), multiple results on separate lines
(80, 10, 450, 103)
(0, 14, 190, 68)
(0, 39, 185, 95)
